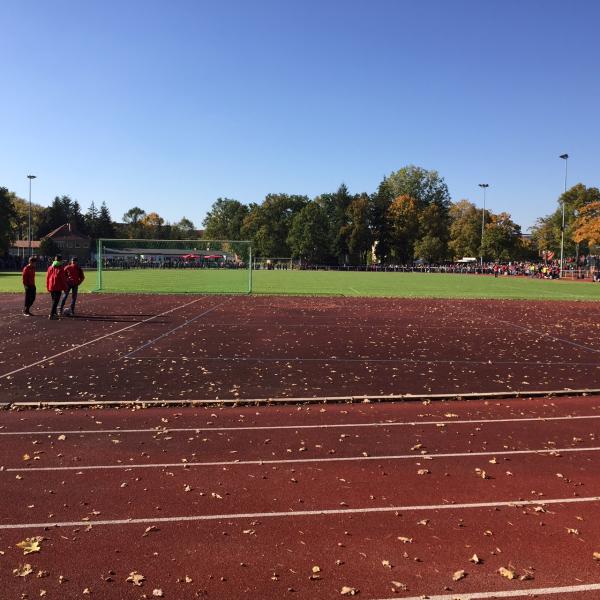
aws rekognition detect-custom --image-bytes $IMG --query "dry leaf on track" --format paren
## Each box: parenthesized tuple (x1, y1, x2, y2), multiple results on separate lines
(340, 585, 359, 595)
(126, 571, 145, 586)
(16, 537, 43, 555)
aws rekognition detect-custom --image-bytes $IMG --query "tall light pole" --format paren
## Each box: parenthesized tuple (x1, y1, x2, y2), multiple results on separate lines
(559, 154, 568, 276)
(27, 175, 37, 257)
(479, 183, 489, 266)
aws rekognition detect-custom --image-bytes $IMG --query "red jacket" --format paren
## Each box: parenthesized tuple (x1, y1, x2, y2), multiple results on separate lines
(65, 263, 85, 286)
(22, 264, 36, 287)
(46, 265, 69, 292)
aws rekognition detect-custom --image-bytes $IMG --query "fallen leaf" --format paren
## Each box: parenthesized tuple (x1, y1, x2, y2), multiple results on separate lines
(453, 569, 466, 581)
(382, 560, 392, 569)
(13, 563, 33, 577)
(499, 566, 515, 580)
(152, 589, 164, 597)
(470, 554, 482, 564)
(16, 537, 43, 555)
(340, 585, 359, 595)
(126, 571, 145, 586)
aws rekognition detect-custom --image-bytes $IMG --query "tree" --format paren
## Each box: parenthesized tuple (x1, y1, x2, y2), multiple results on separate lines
(8, 193, 45, 241)
(387, 195, 419, 263)
(315, 184, 353, 264)
(341, 195, 371, 265)
(203, 199, 249, 240)
(0, 187, 17, 256)
(38, 196, 86, 237)
(287, 202, 330, 263)
(369, 178, 394, 263)
(481, 212, 522, 261)
(531, 184, 600, 257)
(96, 202, 115, 239)
(573, 201, 600, 248)
(414, 203, 449, 262)
(139, 212, 165, 239)
(122, 207, 146, 239)
(242, 194, 308, 257)
(175, 217, 196, 238)
(448, 200, 483, 260)
(85, 202, 99, 239)
(39, 237, 59, 258)
(385, 165, 451, 211)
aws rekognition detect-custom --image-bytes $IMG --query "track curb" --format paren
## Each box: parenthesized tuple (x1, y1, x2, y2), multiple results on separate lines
(4, 388, 600, 410)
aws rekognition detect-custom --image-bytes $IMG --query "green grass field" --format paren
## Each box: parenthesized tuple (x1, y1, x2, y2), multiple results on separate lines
(1, 269, 599, 300)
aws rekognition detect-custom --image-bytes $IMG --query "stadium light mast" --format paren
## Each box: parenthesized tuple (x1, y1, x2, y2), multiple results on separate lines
(559, 154, 569, 276)
(479, 183, 489, 266)
(27, 175, 37, 257)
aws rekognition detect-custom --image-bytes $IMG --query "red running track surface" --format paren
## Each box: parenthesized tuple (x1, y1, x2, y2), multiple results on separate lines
(2, 398, 600, 598)
(1, 294, 599, 403)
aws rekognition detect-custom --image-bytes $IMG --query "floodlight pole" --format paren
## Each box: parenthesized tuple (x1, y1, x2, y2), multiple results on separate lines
(479, 184, 489, 266)
(27, 175, 36, 257)
(559, 154, 568, 277)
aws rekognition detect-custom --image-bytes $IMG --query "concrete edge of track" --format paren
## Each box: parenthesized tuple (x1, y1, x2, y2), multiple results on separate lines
(3, 387, 600, 410)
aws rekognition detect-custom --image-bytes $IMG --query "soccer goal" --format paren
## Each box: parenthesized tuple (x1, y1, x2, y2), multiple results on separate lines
(94, 239, 252, 294)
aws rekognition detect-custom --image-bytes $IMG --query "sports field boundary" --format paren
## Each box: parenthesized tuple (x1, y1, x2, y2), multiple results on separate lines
(4, 387, 600, 410)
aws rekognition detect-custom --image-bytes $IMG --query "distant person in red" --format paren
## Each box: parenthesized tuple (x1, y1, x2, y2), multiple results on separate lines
(22, 256, 38, 316)
(46, 255, 68, 320)
(59, 257, 85, 316)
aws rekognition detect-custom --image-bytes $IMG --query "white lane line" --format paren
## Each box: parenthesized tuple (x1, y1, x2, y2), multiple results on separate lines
(3, 413, 600, 436)
(498, 318, 600, 355)
(1, 496, 598, 530)
(123, 355, 600, 366)
(9, 444, 600, 472)
(124, 299, 230, 358)
(371, 582, 600, 600)
(0, 296, 211, 380)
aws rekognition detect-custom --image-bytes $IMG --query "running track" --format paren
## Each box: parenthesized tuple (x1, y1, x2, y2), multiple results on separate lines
(2, 397, 600, 599)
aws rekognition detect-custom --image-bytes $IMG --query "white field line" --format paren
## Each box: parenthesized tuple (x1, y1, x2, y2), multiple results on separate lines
(124, 355, 600, 366)
(0, 496, 598, 530)
(349, 287, 360, 294)
(498, 318, 600, 355)
(0, 296, 212, 380)
(3, 413, 600, 436)
(9, 444, 600, 472)
(123, 299, 230, 358)
(371, 582, 600, 600)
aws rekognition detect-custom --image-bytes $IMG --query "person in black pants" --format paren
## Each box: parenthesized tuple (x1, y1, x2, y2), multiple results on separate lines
(22, 256, 38, 316)
(46, 256, 68, 320)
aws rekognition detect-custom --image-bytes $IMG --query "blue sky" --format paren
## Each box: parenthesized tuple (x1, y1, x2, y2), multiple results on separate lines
(1, 0, 599, 230)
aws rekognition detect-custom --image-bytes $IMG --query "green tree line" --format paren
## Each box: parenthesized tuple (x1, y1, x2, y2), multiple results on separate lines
(2, 164, 598, 263)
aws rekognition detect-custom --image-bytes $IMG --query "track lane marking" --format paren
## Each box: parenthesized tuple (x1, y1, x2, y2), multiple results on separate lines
(124, 355, 600, 366)
(123, 299, 230, 358)
(8, 444, 600, 472)
(371, 582, 600, 599)
(0, 496, 598, 530)
(498, 318, 600, 355)
(3, 413, 600, 436)
(0, 296, 214, 380)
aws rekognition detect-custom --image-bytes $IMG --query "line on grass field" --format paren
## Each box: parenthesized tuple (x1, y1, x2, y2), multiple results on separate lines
(0, 296, 213, 380)
(124, 355, 600, 366)
(497, 318, 600, 355)
(3, 413, 600, 435)
(1, 495, 598, 530)
(123, 298, 231, 358)
(10, 444, 600, 472)
(371, 582, 600, 600)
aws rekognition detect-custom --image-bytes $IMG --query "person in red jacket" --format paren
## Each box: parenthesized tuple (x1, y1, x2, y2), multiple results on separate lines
(22, 256, 38, 316)
(59, 257, 85, 316)
(46, 255, 68, 320)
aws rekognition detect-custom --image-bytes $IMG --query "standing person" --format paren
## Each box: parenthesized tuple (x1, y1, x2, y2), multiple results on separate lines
(46, 255, 68, 320)
(60, 257, 85, 316)
(22, 256, 38, 316)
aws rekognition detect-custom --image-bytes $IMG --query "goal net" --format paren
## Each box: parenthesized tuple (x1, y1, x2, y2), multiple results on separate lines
(94, 239, 252, 293)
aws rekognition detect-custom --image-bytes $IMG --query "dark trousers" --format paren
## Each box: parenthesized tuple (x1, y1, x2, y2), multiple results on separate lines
(24, 286, 36, 312)
(50, 291, 62, 316)
(60, 285, 78, 311)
